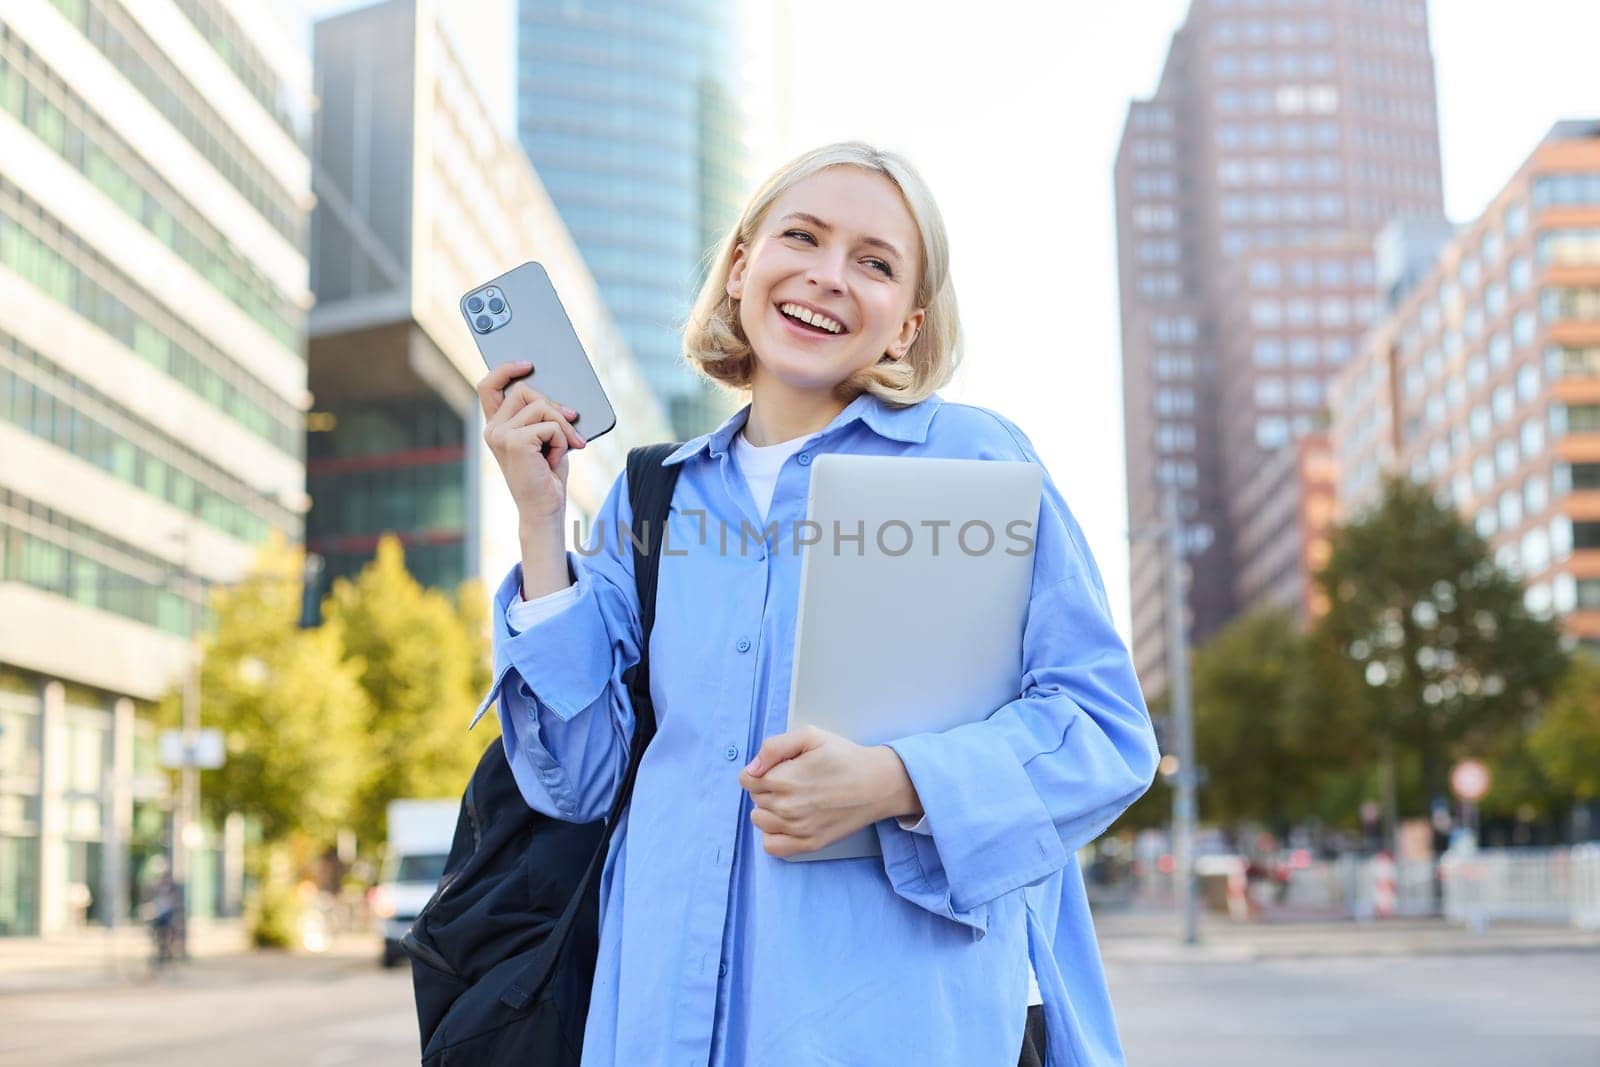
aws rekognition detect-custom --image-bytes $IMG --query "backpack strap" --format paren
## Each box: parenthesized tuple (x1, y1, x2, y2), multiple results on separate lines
(500, 442, 683, 1011)
(622, 441, 683, 748)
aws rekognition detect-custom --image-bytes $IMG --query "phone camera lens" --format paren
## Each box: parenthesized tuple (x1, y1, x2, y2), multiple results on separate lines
(474, 315, 492, 333)
(467, 295, 484, 314)
(488, 297, 505, 314)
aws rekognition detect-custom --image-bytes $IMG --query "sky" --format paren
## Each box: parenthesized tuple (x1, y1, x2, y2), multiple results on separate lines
(742, 0, 1600, 641)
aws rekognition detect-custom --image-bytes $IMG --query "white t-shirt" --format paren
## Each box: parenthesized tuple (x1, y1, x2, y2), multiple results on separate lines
(510, 428, 1043, 1006)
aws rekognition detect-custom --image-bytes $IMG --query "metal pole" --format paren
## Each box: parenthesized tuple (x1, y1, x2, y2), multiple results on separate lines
(1162, 483, 1199, 945)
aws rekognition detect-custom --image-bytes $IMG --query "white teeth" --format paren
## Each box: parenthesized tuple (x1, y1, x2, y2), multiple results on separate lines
(780, 303, 843, 334)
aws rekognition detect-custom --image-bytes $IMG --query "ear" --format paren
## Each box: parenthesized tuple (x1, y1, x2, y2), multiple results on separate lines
(888, 307, 926, 360)
(726, 244, 749, 301)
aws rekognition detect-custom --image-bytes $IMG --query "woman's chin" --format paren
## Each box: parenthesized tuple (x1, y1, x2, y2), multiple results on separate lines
(751, 350, 853, 396)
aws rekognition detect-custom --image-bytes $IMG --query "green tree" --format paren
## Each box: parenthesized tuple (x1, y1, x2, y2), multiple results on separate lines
(1530, 652, 1600, 800)
(1188, 607, 1326, 833)
(325, 536, 495, 850)
(160, 536, 371, 845)
(1309, 474, 1567, 823)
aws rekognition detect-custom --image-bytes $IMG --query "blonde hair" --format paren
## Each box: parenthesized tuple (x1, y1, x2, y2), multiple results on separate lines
(683, 142, 962, 405)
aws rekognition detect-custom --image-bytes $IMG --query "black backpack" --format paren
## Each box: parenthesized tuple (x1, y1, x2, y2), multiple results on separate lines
(402, 443, 682, 1065)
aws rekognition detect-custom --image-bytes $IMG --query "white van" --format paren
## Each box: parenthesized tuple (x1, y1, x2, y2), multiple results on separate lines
(371, 799, 458, 967)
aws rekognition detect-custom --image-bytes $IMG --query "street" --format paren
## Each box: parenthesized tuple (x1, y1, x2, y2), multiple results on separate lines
(1110, 952, 1600, 1066)
(1, 934, 1596, 1065)
(0, 952, 417, 1066)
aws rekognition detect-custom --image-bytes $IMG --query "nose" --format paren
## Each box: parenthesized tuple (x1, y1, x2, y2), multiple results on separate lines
(806, 251, 846, 295)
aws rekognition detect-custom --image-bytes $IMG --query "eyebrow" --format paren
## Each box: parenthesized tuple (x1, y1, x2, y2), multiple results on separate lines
(779, 212, 904, 262)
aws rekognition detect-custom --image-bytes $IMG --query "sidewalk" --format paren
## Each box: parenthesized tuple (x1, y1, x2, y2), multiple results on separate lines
(0, 922, 382, 994)
(1094, 908, 1600, 963)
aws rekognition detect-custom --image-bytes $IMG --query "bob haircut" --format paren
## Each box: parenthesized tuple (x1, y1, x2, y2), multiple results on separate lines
(683, 141, 962, 406)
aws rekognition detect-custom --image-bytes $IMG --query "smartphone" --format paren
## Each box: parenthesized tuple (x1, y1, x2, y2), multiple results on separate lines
(461, 261, 617, 442)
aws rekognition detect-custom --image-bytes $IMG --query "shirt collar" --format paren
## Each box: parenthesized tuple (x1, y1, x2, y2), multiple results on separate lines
(662, 391, 942, 466)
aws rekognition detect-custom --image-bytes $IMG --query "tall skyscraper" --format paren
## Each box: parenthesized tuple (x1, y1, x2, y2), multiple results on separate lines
(1332, 121, 1600, 652)
(515, 0, 744, 440)
(0, 0, 311, 934)
(308, 0, 669, 597)
(1114, 0, 1445, 698)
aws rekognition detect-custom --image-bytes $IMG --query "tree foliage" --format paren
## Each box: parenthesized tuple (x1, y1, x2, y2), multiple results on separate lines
(1308, 474, 1568, 816)
(166, 534, 498, 858)
(1530, 652, 1600, 800)
(324, 536, 495, 850)
(162, 535, 371, 845)
(1188, 608, 1327, 831)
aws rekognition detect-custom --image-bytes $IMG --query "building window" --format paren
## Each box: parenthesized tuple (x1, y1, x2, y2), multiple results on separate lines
(1252, 300, 1283, 328)
(1537, 229, 1600, 266)
(1532, 172, 1600, 210)
(1495, 437, 1520, 478)
(1256, 417, 1289, 449)
(1469, 405, 1491, 442)
(1509, 257, 1532, 293)
(1524, 472, 1549, 514)
(1484, 282, 1507, 320)
(1513, 309, 1538, 349)
(1542, 287, 1600, 321)
(1488, 332, 1511, 369)
(1251, 339, 1284, 367)
(1481, 229, 1504, 265)
(1499, 489, 1523, 532)
(1255, 377, 1287, 406)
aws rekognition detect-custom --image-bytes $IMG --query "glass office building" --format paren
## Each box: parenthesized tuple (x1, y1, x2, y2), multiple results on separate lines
(309, 0, 670, 598)
(0, 0, 311, 934)
(516, 0, 744, 439)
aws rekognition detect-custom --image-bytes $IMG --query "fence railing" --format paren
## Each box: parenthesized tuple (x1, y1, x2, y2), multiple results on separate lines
(1440, 845, 1600, 929)
(1124, 845, 1600, 927)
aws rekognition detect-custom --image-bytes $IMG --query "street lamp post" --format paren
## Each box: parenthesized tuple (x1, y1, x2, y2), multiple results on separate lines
(1161, 485, 1200, 946)
(1130, 482, 1200, 946)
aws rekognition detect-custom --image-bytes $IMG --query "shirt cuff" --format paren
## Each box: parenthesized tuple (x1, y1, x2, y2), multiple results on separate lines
(506, 581, 582, 633)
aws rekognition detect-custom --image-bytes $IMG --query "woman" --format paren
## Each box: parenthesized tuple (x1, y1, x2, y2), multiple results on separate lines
(474, 142, 1158, 1066)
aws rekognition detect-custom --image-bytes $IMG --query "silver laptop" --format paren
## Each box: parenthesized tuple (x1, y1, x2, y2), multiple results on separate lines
(783, 454, 1043, 861)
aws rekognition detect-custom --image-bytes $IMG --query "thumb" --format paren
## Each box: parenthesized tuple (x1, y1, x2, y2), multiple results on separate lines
(746, 728, 819, 777)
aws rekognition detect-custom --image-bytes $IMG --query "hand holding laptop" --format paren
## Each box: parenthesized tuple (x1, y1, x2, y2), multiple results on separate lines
(778, 454, 1043, 861)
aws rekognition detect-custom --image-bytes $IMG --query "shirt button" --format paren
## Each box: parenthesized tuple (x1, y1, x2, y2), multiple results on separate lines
(718, 962, 728, 978)
(735, 638, 751, 653)
(724, 745, 739, 761)
(797, 452, 811, 466)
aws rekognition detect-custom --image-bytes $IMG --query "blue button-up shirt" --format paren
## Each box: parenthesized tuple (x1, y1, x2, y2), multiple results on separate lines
(474, 391, 1158, 1066)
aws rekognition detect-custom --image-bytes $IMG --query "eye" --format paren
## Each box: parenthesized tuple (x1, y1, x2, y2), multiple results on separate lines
(864, 257, 894, 278)
(782, 229, 816, 244)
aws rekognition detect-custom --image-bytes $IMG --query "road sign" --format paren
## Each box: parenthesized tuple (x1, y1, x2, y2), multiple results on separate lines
(1450, 759, 1491, 802)
(159, 729, 226, 770)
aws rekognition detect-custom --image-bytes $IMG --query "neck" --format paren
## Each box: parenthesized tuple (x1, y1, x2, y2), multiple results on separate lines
(742, 371, 854, 447)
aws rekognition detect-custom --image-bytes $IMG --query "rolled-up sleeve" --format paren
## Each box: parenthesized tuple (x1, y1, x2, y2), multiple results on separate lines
(472, 472, 643, 823)
(874, 417, 1160, 936)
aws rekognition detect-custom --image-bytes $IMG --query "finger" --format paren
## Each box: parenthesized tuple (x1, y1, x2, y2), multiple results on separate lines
(501, 393, 585, 451)
(738, 769, 778, 794)
(504, 421, 568, 470)
(497, 383, 585, 451)
(476, 361, 533, 419)
(749, 807, 786, 834)
(746, 729, 817, 777)
(760, 832, 807, 859)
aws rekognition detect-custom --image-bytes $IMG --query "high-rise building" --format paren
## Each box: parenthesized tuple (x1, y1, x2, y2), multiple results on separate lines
(514, 0, 744, 440)
(1332, 120, 1600, 651)
(1115, 0, 1444, 698)
(308, 0, 669, 597)
(0, 0, 312, 934)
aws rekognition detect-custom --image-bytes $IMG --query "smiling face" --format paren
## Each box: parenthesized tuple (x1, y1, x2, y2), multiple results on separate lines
(725, 166, 926, 401)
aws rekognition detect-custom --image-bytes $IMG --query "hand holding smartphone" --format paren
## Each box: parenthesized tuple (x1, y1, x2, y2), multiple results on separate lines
(468, 263, 617, 594)
(461, 261, 617, 446)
